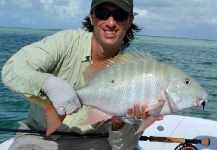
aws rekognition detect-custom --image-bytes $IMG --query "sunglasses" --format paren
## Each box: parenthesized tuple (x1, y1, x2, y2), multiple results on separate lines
(92, 8, 131, 21)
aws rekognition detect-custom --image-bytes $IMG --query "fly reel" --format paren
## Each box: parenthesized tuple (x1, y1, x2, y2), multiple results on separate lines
(175, 143, 198, 150)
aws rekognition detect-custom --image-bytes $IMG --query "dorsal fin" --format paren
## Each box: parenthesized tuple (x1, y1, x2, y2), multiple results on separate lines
(83, 49, 156, 84)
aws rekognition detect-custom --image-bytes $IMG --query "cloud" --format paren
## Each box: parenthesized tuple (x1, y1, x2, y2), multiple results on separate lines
(134, 9, 148, 18)
(134, 0, 217, 30)
(0, 0, 91, 29)
(41, 1, 83, 19)
(36, 0, 90, 28)
(0, 0, 216, 40)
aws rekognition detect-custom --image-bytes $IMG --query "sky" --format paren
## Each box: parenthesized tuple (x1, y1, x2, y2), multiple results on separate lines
(0, 0, 217, 41)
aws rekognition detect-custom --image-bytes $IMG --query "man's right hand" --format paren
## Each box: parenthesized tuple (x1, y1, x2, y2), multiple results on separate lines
(42, 76, 81, 116)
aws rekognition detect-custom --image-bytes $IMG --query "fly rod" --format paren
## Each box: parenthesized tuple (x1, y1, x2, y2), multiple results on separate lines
(139, 136, 210, 146)
(0, 128, 210, 146)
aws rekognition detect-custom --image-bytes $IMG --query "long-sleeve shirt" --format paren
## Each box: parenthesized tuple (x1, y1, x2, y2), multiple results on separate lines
(1, 29, 143, 150)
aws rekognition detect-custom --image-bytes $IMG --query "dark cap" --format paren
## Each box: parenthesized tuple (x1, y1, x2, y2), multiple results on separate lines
(91, 0, 133, 13)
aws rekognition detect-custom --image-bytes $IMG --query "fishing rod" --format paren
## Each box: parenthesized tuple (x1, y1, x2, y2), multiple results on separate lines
(139, 135, 210, 146)
(0, 128, 210, 146)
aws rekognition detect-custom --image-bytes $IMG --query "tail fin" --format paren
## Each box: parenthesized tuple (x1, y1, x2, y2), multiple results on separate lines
(45, 104, 66, 136)
(28, 96, 66, 136)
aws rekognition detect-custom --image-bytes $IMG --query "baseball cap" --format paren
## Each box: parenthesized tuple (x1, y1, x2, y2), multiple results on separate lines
(91, 0, 133, 13)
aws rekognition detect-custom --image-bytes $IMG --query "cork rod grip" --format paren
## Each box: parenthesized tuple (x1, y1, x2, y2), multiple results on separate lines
(148, 136, 210, 146)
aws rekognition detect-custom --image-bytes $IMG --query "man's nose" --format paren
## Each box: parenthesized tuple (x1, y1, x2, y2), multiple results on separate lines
(105, 16, 116, 28)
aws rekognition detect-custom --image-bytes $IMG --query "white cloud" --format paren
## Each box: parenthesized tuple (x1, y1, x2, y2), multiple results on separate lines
(0, 0, 216, 40)
(134, 9, 148, 18)
(40, 0, 89, 23)
(134, 0, 217, 30)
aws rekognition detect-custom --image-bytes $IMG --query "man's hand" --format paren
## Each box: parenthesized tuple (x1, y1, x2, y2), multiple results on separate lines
(112, 103, 149, 131)
(128, 103, 149, 119)
(42, 76, 81, 116)
(112, 103, 163, 131)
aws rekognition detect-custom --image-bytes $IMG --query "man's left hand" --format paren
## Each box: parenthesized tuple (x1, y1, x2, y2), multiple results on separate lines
(112, 103, 149, 131)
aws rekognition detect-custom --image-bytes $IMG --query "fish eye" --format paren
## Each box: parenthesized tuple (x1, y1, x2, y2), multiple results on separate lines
(184, 78, 190, 85)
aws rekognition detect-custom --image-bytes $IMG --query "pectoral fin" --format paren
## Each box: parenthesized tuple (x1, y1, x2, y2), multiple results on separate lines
(81, 107, 112, 125)
(145, 100, 165, 112)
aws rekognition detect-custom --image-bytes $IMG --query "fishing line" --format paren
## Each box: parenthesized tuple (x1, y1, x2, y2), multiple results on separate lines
(160, 111, 191, 150)
(0, 128, 109, 139)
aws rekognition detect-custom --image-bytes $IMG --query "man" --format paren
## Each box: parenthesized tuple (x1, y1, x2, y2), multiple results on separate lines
(2, 0, 153, 149)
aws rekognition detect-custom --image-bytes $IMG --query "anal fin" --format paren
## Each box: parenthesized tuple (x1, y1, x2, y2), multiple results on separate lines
(81, 108, 112, 125)
(135, 116, 157, 134)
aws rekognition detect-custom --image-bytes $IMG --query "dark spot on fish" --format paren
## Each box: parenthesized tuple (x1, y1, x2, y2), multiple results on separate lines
(111, 80, 114, 83)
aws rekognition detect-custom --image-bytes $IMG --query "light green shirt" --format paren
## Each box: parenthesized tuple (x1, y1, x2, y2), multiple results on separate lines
(2, 29, 142, 150)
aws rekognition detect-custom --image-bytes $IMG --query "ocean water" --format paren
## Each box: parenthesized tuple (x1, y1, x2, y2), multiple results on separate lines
(0, 27, 217, 142)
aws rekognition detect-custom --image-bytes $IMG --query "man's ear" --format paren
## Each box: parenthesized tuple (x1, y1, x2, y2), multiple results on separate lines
(89, 12, 93, 26)
(129, 15, 134, 25)
(127, 15, 134, 29)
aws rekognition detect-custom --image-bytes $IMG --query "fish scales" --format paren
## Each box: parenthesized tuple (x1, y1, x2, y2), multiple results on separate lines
(77, 60, 174, 116)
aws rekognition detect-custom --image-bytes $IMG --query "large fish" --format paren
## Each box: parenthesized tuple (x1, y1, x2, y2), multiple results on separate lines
(28, 50, 207, 136)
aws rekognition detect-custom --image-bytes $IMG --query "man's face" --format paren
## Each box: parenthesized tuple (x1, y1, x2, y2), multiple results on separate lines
(89, 2, 134, 49)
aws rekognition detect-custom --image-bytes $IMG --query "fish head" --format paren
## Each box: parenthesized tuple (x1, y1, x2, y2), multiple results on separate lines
(165, 69, 208, 113)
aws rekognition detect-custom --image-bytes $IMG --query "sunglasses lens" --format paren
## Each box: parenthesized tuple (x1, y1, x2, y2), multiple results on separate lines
(93, 9, 130, 21)
(113, 11, 129, 21)
(94, 9, 110, 20)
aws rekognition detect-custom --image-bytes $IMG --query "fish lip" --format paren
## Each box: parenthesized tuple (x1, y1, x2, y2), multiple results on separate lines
(196, 92, 208, 106)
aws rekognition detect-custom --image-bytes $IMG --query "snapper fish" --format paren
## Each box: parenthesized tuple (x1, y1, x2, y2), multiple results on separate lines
(28, 50, 207, 136)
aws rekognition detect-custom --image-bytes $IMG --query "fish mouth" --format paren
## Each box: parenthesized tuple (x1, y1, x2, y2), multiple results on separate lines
(196, 92, 208, 110)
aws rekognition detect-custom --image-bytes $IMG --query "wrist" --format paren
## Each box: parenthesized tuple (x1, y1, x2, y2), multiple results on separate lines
(111, 117, 125, 131)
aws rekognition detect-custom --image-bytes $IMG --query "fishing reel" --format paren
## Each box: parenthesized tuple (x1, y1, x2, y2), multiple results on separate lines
(175, 143, 198, 150)
(139, 135, 210, 150)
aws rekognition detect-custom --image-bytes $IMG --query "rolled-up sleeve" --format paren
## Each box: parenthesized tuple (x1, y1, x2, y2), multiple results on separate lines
(108, 123, 143, 150)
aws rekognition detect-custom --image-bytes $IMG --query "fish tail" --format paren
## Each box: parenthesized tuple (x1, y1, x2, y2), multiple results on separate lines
(28, 96, 66, 136)
(44, 104, 65, 136)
